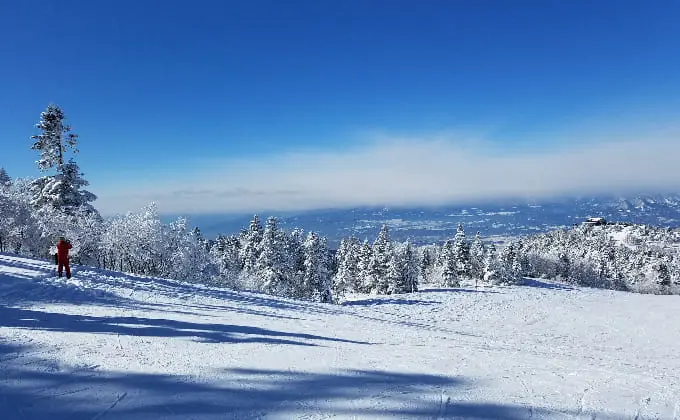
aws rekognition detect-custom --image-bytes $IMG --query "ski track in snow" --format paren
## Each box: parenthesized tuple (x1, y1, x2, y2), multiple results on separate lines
(1, 253, 680, 419)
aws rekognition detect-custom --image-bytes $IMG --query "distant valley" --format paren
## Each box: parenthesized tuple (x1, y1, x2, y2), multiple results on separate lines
(172, 193, 680, 247)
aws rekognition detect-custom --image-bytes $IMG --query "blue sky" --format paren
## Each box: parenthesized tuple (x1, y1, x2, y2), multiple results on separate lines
(2, 0, 680, 215)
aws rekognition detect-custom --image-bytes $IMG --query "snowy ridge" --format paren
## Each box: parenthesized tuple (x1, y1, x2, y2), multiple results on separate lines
(1, 253, 680, 419)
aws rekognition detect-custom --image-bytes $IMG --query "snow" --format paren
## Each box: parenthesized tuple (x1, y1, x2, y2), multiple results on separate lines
(609, 226, 633, 245)
(2, 254, 680, 419)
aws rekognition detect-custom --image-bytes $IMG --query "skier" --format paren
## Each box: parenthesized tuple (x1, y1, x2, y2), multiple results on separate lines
(56, 236, 72, 279)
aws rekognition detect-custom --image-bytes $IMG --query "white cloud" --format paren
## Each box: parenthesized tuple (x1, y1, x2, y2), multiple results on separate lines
(95, 129, 680, 216)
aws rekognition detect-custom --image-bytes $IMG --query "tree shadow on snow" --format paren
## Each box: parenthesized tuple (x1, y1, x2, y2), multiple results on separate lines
(342, 298, 438, 306)
(0, 342, 625, 420)
(421, 287, 500, 294)
(520, 278, 576, 291)
(0, 306, 368, 347)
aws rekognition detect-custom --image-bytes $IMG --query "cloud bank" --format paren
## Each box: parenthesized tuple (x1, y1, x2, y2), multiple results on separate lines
(95, 130, 680, 216)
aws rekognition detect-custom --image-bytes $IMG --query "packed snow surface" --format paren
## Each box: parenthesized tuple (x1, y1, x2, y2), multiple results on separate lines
(1, 254, 679, 419)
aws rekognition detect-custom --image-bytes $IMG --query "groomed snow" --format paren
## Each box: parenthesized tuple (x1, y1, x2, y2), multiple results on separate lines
(1, 254, 679, 419)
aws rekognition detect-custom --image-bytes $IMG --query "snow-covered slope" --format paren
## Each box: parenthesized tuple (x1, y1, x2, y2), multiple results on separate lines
(1, 254, 679, 419)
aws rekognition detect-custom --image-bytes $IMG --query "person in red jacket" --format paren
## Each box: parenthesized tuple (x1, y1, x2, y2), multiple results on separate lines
(56, 236, 72, 279)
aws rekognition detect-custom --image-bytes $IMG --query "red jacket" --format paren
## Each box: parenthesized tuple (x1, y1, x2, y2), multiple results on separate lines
(57, 240, 72, 263)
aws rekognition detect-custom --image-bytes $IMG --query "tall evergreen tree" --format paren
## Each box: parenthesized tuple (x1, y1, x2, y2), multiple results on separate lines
(420, 246, 432, 283)
(240, 215, 263, 274)
(302, 231, 333, 303)
(439, 239, 459, 287)
(283, 227, 306, 293)
(469, 231, 486, 282)
(31, 104, 78, 171)
(210, 234, 241, 286)
(29, 105, 96, 215)
(483, 243, 502, 284)
(333, 236, 361, 297)
(367, 224, 393, 294)
(356, 239, 372, 293)
(387, 241, 419, 294)
(255, 216, 287, 294)
(29, 159, 97, 215)
(401, 241, 419, 293)
(452, 223, 471, 278)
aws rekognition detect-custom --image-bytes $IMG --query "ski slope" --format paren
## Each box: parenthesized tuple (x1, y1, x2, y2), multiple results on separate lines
(1, 254, 679, 419)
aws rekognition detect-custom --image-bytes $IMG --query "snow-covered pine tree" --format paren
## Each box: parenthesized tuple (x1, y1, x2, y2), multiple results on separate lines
(210, 234, 242, 287)
(29, 159, 97, 215)
(419, 246, 432, 282)
(333, 236, 362, 298)
(28, 106, 97, 216)
(469, 231, 486, 284)
(30, 104, 78, 171)
(239, 215, 263, 275)
(386, 251, 405, 295)
(357, 239, 373, 293)
(482, 242, 502, 284)
(498, 242, 522, 284)
(283, 227, 306, 296)
(452, 223, 471, 279)
(367, 224, 393, 294)
(387, 241, 419, 294)
(254, 216, 288, 295)
(302, 231, 333, 303)
(440, 239, 459, 287)
(333, 238, 349, 296)
(655, 260, 672, 288)
(401, 241, 419, 293)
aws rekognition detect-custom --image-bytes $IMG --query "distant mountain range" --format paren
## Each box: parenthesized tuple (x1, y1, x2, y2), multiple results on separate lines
(169, 193, 680, 247)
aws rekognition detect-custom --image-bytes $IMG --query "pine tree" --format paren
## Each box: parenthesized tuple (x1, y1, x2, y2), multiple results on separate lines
(367, 225, 393, 294)
(402, 241, 419, 292)
(30, 159, 97, 215)
(483, 243, 501, 284)
(420, 246, 432, 282)
(387, 241, 419, 294)
(469, 232, 486, 283)
(333, 236, 361, 297)
(452, 223, 471, 279)
(656, 261, 671, 287)
(30, 104, 78, 171)
(386, 251, 405, 294)
(283, 227, 306, 293)
(28, 106, 97, 215)
(210, 234, 242, 286)
(254, 216, 287, 295)
(439, 239, 459, 287)
(498, 243, 522, 284)
(302, 231, 333, 303)
(240, 215, 263, 274)
(357, 239, 372, 292)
